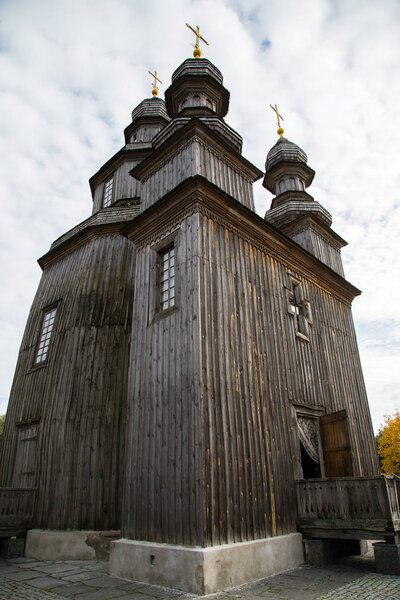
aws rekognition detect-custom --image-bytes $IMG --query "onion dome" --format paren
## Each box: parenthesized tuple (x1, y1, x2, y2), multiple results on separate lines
(124, 97, 170, 145)
(130, 97, 169, 122)
(263, 137, 315, 197)
(164, 58, 230, 119)
(265, 137, 308, 171)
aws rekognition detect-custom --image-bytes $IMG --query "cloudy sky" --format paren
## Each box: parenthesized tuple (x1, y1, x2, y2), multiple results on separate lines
(1, 0, 399, 432)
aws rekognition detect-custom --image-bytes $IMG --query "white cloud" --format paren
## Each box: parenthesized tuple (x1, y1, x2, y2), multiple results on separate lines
(0, 0, 399, 432)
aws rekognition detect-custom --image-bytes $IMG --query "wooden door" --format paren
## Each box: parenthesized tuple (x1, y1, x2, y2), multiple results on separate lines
(11, 425, 38, 488)
(321, 410, 353, 477)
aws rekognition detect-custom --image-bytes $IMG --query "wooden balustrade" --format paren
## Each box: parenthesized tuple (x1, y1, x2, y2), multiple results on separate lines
(0, 487, 36, 533)
(295, 476, 400, 541)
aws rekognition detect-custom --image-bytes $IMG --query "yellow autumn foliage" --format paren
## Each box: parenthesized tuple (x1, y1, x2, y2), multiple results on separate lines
(377, 411, 400, 476)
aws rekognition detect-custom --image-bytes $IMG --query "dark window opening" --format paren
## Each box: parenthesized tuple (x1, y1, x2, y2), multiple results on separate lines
(300, 440, 321, 479)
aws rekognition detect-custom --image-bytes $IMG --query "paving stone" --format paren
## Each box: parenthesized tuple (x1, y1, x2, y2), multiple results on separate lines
(50, 582, 95, 597)
(78, 562, 108, 571)
(0, 576, 68, 599)
(28, 576, 71, 590)
(15, 560, 47, 569)
(84, 575, 135, 588)
(40, 564, 84, 574)
(60, 570, 106, 582)
(2, 552, 400, 600)
(316, 573, 400, 600)
(106, 582, 147, 593)
(0, 564, 22, 574)
(2, 568, 44, 581)
(73, 587, 131, 599)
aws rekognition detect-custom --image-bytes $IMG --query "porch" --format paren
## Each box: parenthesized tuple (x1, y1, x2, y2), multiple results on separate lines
(296, 476, 400, 573)
(296, 475, 400, 542)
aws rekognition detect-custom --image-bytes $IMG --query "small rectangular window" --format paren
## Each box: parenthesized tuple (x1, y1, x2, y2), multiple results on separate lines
(103, 176, 114, 207)
(35, 308, 57, 364)
(159, 247, 175, 311)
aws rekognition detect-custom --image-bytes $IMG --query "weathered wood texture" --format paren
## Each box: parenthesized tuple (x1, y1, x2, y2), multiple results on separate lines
(321, 410, 353, 477)
(0, 488, 36, 533)
(122, 190, 378, 547)
(92, 159, 141, 213)
(197, 211, 378, 544)
(0, 231, 136, 530)
(296, 476, 400, 540)
(290, 227, 345, 277)
(140, 138, 255, 212)
(123, 213, 203, 546)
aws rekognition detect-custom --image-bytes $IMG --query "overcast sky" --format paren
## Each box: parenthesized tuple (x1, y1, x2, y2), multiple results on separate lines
(1, 0, 399, 432)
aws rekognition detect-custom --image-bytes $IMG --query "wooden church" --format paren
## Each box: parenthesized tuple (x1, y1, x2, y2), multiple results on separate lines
(0, 36, 384, 592)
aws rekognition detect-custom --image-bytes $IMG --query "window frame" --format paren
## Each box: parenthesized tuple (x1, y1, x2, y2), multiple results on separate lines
(103, 175, 114, 208)
(149, 231, 180, 322)
(158, 245, 176, 312)
(33, 302, 60, 367)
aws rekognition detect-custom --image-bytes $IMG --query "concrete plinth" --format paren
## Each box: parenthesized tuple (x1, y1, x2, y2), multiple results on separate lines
(25, 529, 121, 560)
(373, 542, 400, 575)
(109, 533, 304, 594)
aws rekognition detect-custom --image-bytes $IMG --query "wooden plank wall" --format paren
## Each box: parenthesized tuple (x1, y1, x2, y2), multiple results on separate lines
(141, 140, 254, 212)
(122, 205, 378, 548)
(123, 213, 204, 546)
(0, 232, 136, 530)
(291, 228, 345, 277)
(92, 159, 141, 213)
(197, 212, 379, 545)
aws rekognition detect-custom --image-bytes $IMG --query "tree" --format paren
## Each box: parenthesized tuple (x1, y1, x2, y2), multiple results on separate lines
(0, 414, 5, 435)
(377, 411, 400, 476)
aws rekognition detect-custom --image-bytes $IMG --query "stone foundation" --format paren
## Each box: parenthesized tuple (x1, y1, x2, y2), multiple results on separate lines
(109, 533, 304, 594)
(25, 529, 121, 560)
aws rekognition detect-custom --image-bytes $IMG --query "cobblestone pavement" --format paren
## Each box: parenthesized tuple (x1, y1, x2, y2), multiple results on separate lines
(1, 554, 400, 600)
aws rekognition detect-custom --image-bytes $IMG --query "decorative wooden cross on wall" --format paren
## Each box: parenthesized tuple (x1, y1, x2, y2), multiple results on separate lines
(286, 278, 313, 340)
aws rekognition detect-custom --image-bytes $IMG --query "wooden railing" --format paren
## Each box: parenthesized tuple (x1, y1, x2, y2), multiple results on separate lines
(0, 487, 36, 532)
(296, 476, 400, 540)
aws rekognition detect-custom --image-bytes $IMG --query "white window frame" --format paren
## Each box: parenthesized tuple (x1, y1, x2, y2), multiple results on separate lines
(103, 176, 114, 207)
(35, 306, 57, 364)
(159, 246, 175, 311)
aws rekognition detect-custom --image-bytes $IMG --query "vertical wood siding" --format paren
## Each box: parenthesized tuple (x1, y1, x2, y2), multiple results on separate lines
(197, 213, 378, 545)
(92, 160, 141, 213)
(141, 140, 254, 212)
(0, 233, 136, 530)
(291, 228, 345, 276)
(122, 204, 377, 548)
(123, 214, 204, 545)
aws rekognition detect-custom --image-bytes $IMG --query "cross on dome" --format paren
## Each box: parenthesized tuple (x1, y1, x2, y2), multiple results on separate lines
(185, 23, 209, 58)
(270, 103, 285, 138)
(148, 70, 163, 97)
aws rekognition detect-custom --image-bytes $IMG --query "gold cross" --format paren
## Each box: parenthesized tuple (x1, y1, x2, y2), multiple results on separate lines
(148, 70, 163, 97)
(270, 103, 285, 137)
(186, 23, 209, 58)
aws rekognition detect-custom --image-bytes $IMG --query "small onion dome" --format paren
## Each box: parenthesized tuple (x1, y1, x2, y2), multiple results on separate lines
(124, 98, 170, 146)
(131, 97, 169, 122)
(263, 136, 315, 195)
(265, 137, 308, 171)
(165, 58, 230, 119)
